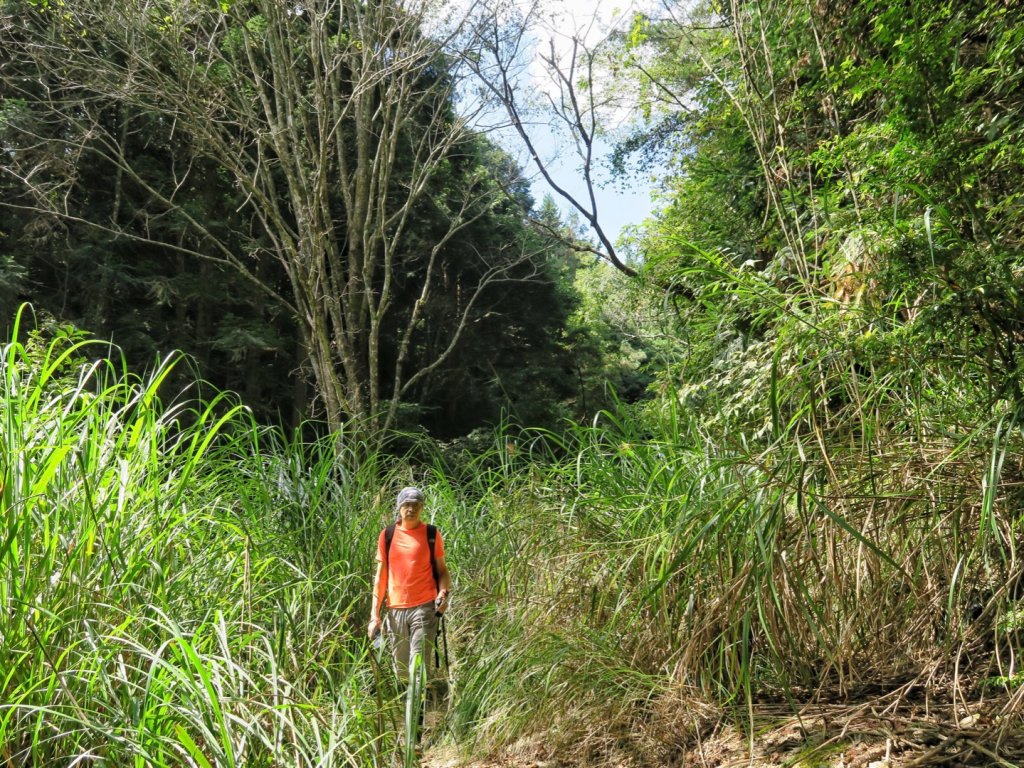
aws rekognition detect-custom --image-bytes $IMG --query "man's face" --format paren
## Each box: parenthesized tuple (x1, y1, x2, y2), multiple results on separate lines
(398, 501, 424, 527)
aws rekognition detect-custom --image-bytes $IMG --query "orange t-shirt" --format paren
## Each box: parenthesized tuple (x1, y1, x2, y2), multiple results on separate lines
(377, 523, 445, 609)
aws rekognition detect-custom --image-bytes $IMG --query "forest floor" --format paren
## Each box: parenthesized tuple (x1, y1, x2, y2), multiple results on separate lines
(420, 694, 1024, 767)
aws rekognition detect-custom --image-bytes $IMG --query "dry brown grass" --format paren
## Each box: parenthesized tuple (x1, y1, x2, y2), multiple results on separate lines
(425, 693, 1024, 768)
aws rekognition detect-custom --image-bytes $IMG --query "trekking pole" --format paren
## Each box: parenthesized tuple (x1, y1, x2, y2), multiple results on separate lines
(438, 614, 449, 672)
(434, 592, 449, 673)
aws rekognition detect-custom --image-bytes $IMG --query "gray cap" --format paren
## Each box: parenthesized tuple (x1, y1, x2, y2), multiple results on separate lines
(396, 486, 425, 509)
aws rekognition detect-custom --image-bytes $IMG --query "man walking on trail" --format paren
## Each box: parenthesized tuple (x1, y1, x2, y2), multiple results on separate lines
(368, 486, 451, 684)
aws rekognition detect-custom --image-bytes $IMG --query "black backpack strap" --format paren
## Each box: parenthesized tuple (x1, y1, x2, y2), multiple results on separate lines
(384, 523, 396, 564)
(426, 524, 439, 589)
(382, 524, 396, 607)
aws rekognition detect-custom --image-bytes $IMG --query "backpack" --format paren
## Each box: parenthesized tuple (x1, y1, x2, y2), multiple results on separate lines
(383, 523, 439, 590)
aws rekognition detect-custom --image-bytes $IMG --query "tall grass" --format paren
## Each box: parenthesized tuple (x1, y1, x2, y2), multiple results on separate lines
(443, 334, 1024, 761)
(6, 303, 1022, 766)
(0, 309, 415, 766)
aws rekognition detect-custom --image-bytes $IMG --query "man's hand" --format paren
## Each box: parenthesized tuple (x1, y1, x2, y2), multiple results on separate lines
(368, 616, 382, 639)
(435, 589, 450, 614)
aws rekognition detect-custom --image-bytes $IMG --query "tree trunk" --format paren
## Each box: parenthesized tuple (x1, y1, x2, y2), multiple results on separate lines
(1, 0, 537, 441)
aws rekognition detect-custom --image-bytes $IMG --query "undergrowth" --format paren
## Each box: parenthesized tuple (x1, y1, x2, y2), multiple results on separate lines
(0, 307, 417, 766)
(443, 312, 1024, 763)
(4, 301, 1024, 766)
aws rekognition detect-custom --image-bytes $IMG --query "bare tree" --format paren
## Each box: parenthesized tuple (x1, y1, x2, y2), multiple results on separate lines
(465, 0, 639, 277)
(1, 0, 534, 435)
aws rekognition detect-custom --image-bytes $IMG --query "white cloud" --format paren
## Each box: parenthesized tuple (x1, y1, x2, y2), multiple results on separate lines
(535, 0, 639, 45)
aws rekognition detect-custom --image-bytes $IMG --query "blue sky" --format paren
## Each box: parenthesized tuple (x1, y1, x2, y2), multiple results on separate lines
(477, 0, 661, 246)
(526, 132, 657, 245)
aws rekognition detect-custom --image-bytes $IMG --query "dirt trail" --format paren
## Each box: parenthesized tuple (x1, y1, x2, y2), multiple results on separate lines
(418, 699, 1024, 768)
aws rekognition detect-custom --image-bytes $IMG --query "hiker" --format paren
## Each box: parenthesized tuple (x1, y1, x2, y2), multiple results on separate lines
(368, 486, 451, 684)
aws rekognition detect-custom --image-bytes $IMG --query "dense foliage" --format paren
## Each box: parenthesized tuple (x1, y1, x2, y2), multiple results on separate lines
(4, 0, 1024, 763)
(447, 0, 1024, 759)
(0, 311, 380, 764)
(0, 0, 633, 438)
(624, 0, 1024, 429)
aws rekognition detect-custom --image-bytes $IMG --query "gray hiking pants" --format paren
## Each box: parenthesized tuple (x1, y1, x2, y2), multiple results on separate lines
(385, 601, 438, 683)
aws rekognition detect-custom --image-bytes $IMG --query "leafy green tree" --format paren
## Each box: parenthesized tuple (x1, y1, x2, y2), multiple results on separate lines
(0, 68, 300, 424)
(610, 0, 1024, 439)
(368, 144, 586, 435)
(1, 0, 545, 438)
